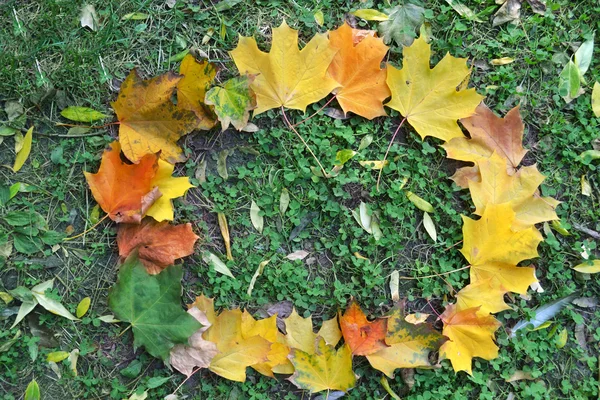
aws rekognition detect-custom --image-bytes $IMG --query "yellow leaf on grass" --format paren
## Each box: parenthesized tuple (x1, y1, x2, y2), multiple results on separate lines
(468, 152, 559, 228)
(327, 22, 390, 119)
(289, 338, 356, 393)
(230, 20, 339, 115)
(592, 81, 600, 117)
(386, 35, 484, 142)
(455, 280, 511, 315)
(439, 304, 501, 375)
(13, 126, 33, 172)
(112, 69, 199, 164)
(76, 297, 91, 318)
(145, 159, 194, 222)
(283, 309, 340, 354)
(177, 54, 217, 130)
(47, 351, 69, 363)
(573, 260, 600, 274)
(461, 203, 542, 295)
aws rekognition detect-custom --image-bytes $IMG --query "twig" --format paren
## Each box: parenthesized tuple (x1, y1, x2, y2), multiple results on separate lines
(63, 214, 110, 241)
(572, 223, 600, 240)
(281, 106, 328, 178)
(377, 117, 407, 191)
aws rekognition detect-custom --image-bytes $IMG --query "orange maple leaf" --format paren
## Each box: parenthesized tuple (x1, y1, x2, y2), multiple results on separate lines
(327, 22, 390, 119)
(117, 218, 199, 274)
(84, 141, 160, 223)
(443, 103, 527, 187)
(112, 69, 199, 164)
(339, 300, 388, 356)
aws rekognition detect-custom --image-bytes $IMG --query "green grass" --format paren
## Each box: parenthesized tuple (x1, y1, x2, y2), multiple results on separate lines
(1, 0, 600, 399)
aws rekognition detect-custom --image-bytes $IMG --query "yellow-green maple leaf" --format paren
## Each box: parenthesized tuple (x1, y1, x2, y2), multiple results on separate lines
(289, 338, 356, 393)
(145, 159, 194, 222)
(283, 308, 341, 354)
(461, 203, 542, 294)
(386, 35, 484, 142)
(230, 20, 339, 115)
(468, 152, 559, 229)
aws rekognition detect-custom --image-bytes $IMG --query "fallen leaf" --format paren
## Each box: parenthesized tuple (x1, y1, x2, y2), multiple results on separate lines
(573, 260, 600, 274)
(491, 57, 515, 65)
(366, 306, 446, 378)
(112, 69, 199, 163)
(279, 188, 290, 214)
(217, 149, 231, 179)
(76, 297, 91, 318)
(313, 10, 324, 26)
(444, 0, 483, 22)
(327, 22, 390, 119)
(68, 349, 79, 376)
(555, 328, 568, 348)
(405, 313, 429, 324)
(506, 370, 535, 382)
(84, 141, 160, 223)
(455, 279, 511, 314)
(559, 60, 584, 103)
(145, 159, 194, 222)
(202, 251, 235, 278)
(461, 203, 542, 295)
(217, 213, 233, 261)
(422, 211, 437, 241)
(250, 200, 264, 233)
(80, 4, 98, 31)
(351, 9, 389, 21)
(46, 351, 69, 362)
(406, 191, 434, 213)
(439, 304, 501, 374)
(31, 280, 79, 321)
(247, 259, 270, 297)
(117, 218, 199, 274)
(493, 0, 521, 26)
(592, 81, 600, 117)
(230, 20, 339, 115)
(170, 307, 219, 376)
(339, 300, 387, 356)
(359, 160, 389, 170)
(288, 338, 356, 393)
(444, 103, 527, 188)
(13, 126, 33, 172)
(386, 35, 484, 142)
(574, 37, 594, 80)
(176, 54, 217, 130)
(389, 271, 399, 302)
(378, 4, 425, 47)
(526, 0, 546, 14)
(108, 252, 202, 360)
(121, 12, 149, 20)
(581, 175, 592, 196)
(283, 309, 340, 353)
(572, 297, 599, 308)
(285, 250, 309, 261)
(204, 75, 257, 131)
(24, 379, 40, 400)
(60, 106, 107, 122)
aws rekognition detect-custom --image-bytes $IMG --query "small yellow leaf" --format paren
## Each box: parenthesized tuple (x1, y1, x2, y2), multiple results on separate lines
(351, 9, 389, 21)
(592, 81, 600, 117)
(555, 328, 568, 348)
(406, 191, 434, 213)
(573, 260, 600, 274)
(531, 321, 553, 331)
(491, 57, 515, 65)
(581, 175, 592, 196)
(76, 297, 91, 318)
(405, 312, 430, 324)
(423, 211, 437, 241)
(0, 292, 13, 304)
(217, 213, 233, 261)
(145, 159, 194, 222)
(13, 127, 33, 172)
(313, 10, 324, 26)
(47, 351, 69, 363)
(359, 160, 389, 170)
(354, 252, 370, 261)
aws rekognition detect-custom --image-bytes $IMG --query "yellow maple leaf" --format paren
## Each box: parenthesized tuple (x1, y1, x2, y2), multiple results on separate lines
(289, 338, 356, 393)
(386, 35, 484, 142)
(366, 306, 446, 378)
(468, 152, 560, 229)
(112, 69, 199, 164)
(230, 20, 339, 115)
(461, 203, 542, 294)
(439, 304, 501, 375)
(283, 308, 341, 354)
(327, 22, 390, 119)
(189, 295, 215, 325)
(455, 279, 511, 315)
(177, 54, 217, 130)
(145, 159, 194, 222)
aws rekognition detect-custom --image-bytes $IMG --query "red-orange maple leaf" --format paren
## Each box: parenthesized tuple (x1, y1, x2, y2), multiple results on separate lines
(339, 300, 388, 356)
(117, 218, 199, 274)
(84, 141, 160, 223)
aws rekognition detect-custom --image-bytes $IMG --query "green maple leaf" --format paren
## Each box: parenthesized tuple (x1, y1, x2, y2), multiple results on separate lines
(378, 4, 425, 47)
(204, 75, 257, 131)
(108, 253, 201, 360)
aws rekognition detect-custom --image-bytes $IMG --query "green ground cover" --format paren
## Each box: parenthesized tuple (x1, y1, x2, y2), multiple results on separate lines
(1, 0, 600, 399)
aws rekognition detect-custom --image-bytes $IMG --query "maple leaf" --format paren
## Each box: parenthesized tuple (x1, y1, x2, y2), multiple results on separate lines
(230, 20, 339, 115)
(117, 218, 199, 275)
(283, 308, 341, 354)
(461, 203, 542, 295)
(288, 338, 356, 393)
(327, 22, 390, 119)
(177, 54, 217, 130)
(189, 295, 216, 324)
(443, 103, 527, 187)
(439, 304, 501, 374)
(204, 75, 257, 131)
(84, 141, 160, 223)
(378, 4, 425, 47)
(366, 306, 446, 378)
(145, 159, 195, 222)
(386, 35, 484, 142)
(468, 152, 560, 229)
(108, 252, 201, 360)
(203, 309, 272, 382)
(170, 306, 219, 376)
(455, 280, 511, 315)
(339, 300, 388, 356)
(112, 69, 199, 164)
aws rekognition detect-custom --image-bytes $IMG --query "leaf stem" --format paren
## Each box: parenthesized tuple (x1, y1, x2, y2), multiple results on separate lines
(63, 213, 110, 241)
(171, 366, 204, 396)
(281, 107, 328, 178)
(376, 117, 407, 191)
(292, 95, 337, 128)
(117, 324, 132, 338)
(399, 265, 471, 280)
